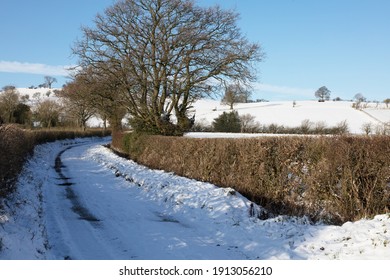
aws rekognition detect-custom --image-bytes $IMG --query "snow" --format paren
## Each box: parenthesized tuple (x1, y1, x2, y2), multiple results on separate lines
(3, 88, 390, 132)
(1, 137, 389, 260)
(185, 132, 314, 138)
(192, 99, 390, 134)
(16, 87, 61, 105)
(8, 87, 105, 127)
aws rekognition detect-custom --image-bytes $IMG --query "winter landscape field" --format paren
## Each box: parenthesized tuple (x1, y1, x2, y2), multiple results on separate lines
(1, 88, 389, 262)
(13, 87, 390, 135)
(1, 1, 390, 279)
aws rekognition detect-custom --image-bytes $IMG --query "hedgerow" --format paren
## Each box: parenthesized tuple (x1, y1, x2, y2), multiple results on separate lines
(0, 125, 110, 198)
(113, 132, 390, 224)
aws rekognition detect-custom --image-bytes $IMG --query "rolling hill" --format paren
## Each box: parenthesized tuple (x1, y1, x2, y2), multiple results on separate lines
(8, 88, 390, 135)
(191, 99, 390, 135)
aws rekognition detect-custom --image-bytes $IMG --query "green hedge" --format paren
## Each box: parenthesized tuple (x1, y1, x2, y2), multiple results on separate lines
(112, 132, 390, 224)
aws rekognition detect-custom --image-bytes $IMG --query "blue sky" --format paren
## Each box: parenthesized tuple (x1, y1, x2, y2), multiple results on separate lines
(1, 0, 389, 101)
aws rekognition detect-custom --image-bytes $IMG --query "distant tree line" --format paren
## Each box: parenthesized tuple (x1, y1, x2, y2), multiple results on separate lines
(312, 86, 390, 111)
(27, 76, 58, 90)
(0, 86, 31, 125)
(1, 81, 388, 131)
(0, 84, 92, 130)
(0, 85, 63, 128)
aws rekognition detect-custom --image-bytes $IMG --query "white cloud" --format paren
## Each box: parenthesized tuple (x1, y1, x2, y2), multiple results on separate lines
(0, 61, 73, 76)
(253, 82, 314, 98)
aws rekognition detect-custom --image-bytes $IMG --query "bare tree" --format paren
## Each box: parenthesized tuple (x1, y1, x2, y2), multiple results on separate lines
(44, 76, 57, 89)
(60, 78, 96, 131)
(74, 66, 128, 131)
(384, 98, 390, 108)
(221, 83, 251, 110)
(239, 113, 259, 133)
(73, 0, 263, 135)
(0, 86, 20, 123)
(34, 100, 61, 128)
(354, 93, 366, 103)
(361, 122, 373, 135)
(353, 93, 366, 110)
(315, 86, 331, 102)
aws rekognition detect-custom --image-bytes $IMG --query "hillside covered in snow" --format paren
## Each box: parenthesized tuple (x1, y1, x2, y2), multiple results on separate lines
(192, 99, 390, 135)
(2, 87, 389, 134)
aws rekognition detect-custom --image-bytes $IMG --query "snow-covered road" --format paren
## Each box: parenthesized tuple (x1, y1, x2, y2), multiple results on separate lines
(1, 137, 389, 260)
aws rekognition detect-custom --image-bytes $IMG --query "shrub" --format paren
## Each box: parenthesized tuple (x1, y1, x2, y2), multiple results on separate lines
(239, 114, 260, 133)
(112, 132, 390, 224)
(0, 125, 34, 197)
(212, 111, 241, 132)
(0, 126, 111, 198)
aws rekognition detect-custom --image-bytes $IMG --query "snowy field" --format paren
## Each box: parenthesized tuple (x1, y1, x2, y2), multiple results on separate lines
(1, 137, 389, 260)
(192, 99, 390, 134)
(7, 88, 390, 133)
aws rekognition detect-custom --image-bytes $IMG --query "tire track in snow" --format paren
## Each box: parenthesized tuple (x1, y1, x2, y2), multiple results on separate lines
(54, 146, 100, 224)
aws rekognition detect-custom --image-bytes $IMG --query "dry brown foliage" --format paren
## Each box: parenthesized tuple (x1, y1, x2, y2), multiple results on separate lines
(0, 125, 34, 196)
(0, 125, 110, 198)
(113, 133, 390, 224)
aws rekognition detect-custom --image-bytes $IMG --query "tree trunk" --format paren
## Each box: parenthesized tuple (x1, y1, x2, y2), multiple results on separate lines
(108, 115, 123, 134)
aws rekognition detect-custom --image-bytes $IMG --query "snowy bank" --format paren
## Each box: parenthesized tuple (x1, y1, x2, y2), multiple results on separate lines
(0, 137, 389, 260)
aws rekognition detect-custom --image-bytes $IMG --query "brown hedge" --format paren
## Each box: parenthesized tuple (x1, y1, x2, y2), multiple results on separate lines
(0, 125, 35, 197)
(113, 133, 390, 224)
(0, 125, 111, 198)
